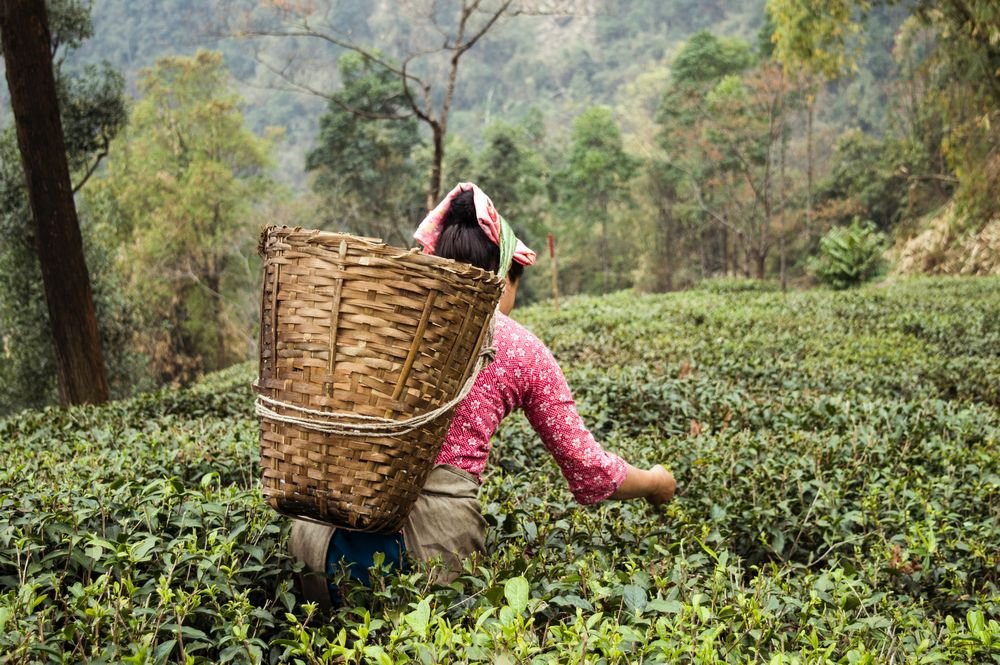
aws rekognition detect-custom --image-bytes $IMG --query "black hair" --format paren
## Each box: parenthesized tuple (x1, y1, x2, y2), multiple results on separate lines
(433, 188, 524, 283)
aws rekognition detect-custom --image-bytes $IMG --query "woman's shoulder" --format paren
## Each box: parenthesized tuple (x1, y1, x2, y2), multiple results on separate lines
(496, 312, 542, 346)
(494, 313, 557, 366)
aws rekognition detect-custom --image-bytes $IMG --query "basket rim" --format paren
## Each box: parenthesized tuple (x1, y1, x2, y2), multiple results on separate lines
(260, 225, 506, 286)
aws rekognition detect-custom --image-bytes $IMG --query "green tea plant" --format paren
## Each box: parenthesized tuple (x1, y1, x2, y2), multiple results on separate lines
(1, 277, 998, 663)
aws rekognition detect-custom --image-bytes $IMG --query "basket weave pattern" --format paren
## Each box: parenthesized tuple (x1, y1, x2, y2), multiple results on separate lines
(256, 227, 504, 532)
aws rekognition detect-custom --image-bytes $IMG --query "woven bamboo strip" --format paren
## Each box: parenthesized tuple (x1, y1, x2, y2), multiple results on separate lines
(270, 263, 280, 369)
(391, 290, 437, 402)
(325, 242, 346, 397)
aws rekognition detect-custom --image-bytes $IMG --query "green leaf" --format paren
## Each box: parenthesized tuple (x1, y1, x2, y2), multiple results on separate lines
(131, 536, 159, 562)
(179, 625, 209, 641)
(504, 576, 529, 614)
(647, 599, 684, 614)
(404, 597, 430, 635)
(622, 584, 647, 613)
(153, 639, 177, 665)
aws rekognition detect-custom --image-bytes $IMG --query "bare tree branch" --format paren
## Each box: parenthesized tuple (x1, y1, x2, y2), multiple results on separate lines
(232, 0, 580, 206)
(456, 0, 513, 58)
(253, 50, 417, 121)
(71, 128, 111, 193)
(666, 161, 746, 238)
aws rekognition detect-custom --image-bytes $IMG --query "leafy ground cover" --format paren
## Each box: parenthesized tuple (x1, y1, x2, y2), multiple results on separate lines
(1, 277, 998, 663)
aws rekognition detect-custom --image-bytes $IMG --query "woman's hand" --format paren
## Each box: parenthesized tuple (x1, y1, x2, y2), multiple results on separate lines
(610, 464, 677, 505)
(645, 465, 676, 506)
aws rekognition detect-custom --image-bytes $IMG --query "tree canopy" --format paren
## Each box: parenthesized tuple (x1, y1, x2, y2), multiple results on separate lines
(88, 50, 274, 383)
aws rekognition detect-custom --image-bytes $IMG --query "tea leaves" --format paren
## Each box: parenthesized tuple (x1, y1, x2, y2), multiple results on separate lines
(1, 277, 998, 663)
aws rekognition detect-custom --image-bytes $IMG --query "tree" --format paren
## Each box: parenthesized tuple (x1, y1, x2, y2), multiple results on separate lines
(643, 159, 682, 292)
(655, 32, 758, 278)
(656, 34, 797, 279)
(910, 0, 1000, 222)
(558, 106, 637, 294)
(90, 50, 273, 382)
(471, 117, 549, 303)
(768, 0, 1000, 224)
(0, 1, 129, 415)
(767, 0, 863, 79)
(235, 0, 571, 210)
(700, 66, 795, 278)
(472, 118, 547, 243)
(305, 51, 424, 246)
(0, 0, 112, 407)
(671, 29, 756, 84)
(613, 63, 682, 293)
(766, 0, 862, 233)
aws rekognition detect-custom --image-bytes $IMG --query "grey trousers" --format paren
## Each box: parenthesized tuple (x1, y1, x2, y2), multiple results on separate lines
(288, 464, 486, 607)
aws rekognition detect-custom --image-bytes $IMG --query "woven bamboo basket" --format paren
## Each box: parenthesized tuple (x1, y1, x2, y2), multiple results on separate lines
(255, 226, 504, 532)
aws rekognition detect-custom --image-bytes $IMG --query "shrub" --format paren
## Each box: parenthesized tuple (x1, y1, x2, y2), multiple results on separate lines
(810, 219, 887, 289)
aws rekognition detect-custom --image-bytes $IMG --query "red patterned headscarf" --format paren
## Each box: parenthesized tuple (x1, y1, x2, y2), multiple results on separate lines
(414, 183, 537, 272)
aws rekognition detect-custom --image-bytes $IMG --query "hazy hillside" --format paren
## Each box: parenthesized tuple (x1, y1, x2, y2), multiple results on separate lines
(60, 0, 767, 186)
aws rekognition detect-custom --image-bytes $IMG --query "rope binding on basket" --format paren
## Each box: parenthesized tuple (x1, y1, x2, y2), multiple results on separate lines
(254, 310, 498, 437)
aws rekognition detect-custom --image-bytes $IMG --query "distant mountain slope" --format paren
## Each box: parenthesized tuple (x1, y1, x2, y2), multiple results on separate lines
(57, 0, 765, 187)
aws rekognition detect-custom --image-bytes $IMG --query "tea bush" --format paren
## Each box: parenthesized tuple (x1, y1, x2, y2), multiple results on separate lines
(1, 277, 998, 663)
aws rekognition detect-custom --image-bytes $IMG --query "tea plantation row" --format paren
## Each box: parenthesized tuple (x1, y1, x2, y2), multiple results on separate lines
(1, 277, 998, 663)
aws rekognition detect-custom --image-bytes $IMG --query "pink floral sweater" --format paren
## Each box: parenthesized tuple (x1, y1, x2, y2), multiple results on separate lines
(433, 312, 628, 504)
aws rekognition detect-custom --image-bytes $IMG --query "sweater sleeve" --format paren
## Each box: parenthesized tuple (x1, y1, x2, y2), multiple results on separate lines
(519, 334, 629, 505)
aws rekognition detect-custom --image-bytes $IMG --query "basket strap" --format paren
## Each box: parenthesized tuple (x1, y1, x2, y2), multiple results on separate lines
(254, 311, 498, 437)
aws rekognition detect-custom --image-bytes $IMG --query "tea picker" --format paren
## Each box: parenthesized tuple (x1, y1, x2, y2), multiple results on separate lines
(255, 183, 676, 608)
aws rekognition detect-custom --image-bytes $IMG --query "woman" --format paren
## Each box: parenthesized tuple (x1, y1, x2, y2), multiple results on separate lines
(290, 183, 676, 606)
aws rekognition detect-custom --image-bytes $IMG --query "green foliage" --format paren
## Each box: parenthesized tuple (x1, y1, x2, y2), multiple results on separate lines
(694, 277, 781, 293)
(2, 278, 998, 662)
(87, 50, 274, 384)
(655, 34, 795, 281)
(766, 0, 866, 78)
(305, 52, 424, 247)
(816, 127, 942, 232)
(911, 1, 1000, 218)
(809, 219, 887, 289)
(768, 0, 1000, 225)
(557, 106, 638, 294)
(561, 107, 637, 210)
(671, 30, 756, 85)
(471, 120, 547, 240)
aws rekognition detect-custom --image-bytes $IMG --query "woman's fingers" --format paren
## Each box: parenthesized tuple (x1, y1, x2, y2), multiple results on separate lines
(647, 465, 676, 506)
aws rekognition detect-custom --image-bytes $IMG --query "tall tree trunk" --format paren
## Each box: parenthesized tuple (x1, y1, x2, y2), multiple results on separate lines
(1, 0, 109, 406)
(427, 124, 445, 211)
(806, 90, 815, 237)
(601, 213, 609, 294)
(779, 232, 787, 289)
(720, 227, 729, 276)
(656, 197, 674, 292)
(699, 223, 708, 278)
(779, 106, 788, 292)
(206, 271, 226, 371)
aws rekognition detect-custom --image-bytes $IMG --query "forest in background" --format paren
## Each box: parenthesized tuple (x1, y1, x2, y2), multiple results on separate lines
(1, 0, 998, 415)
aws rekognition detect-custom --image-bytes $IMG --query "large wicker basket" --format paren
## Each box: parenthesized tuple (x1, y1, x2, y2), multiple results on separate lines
(255, 226, 504, 532)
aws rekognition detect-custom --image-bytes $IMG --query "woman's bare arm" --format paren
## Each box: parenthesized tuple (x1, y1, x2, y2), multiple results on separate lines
(610, 464, 676, 505)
